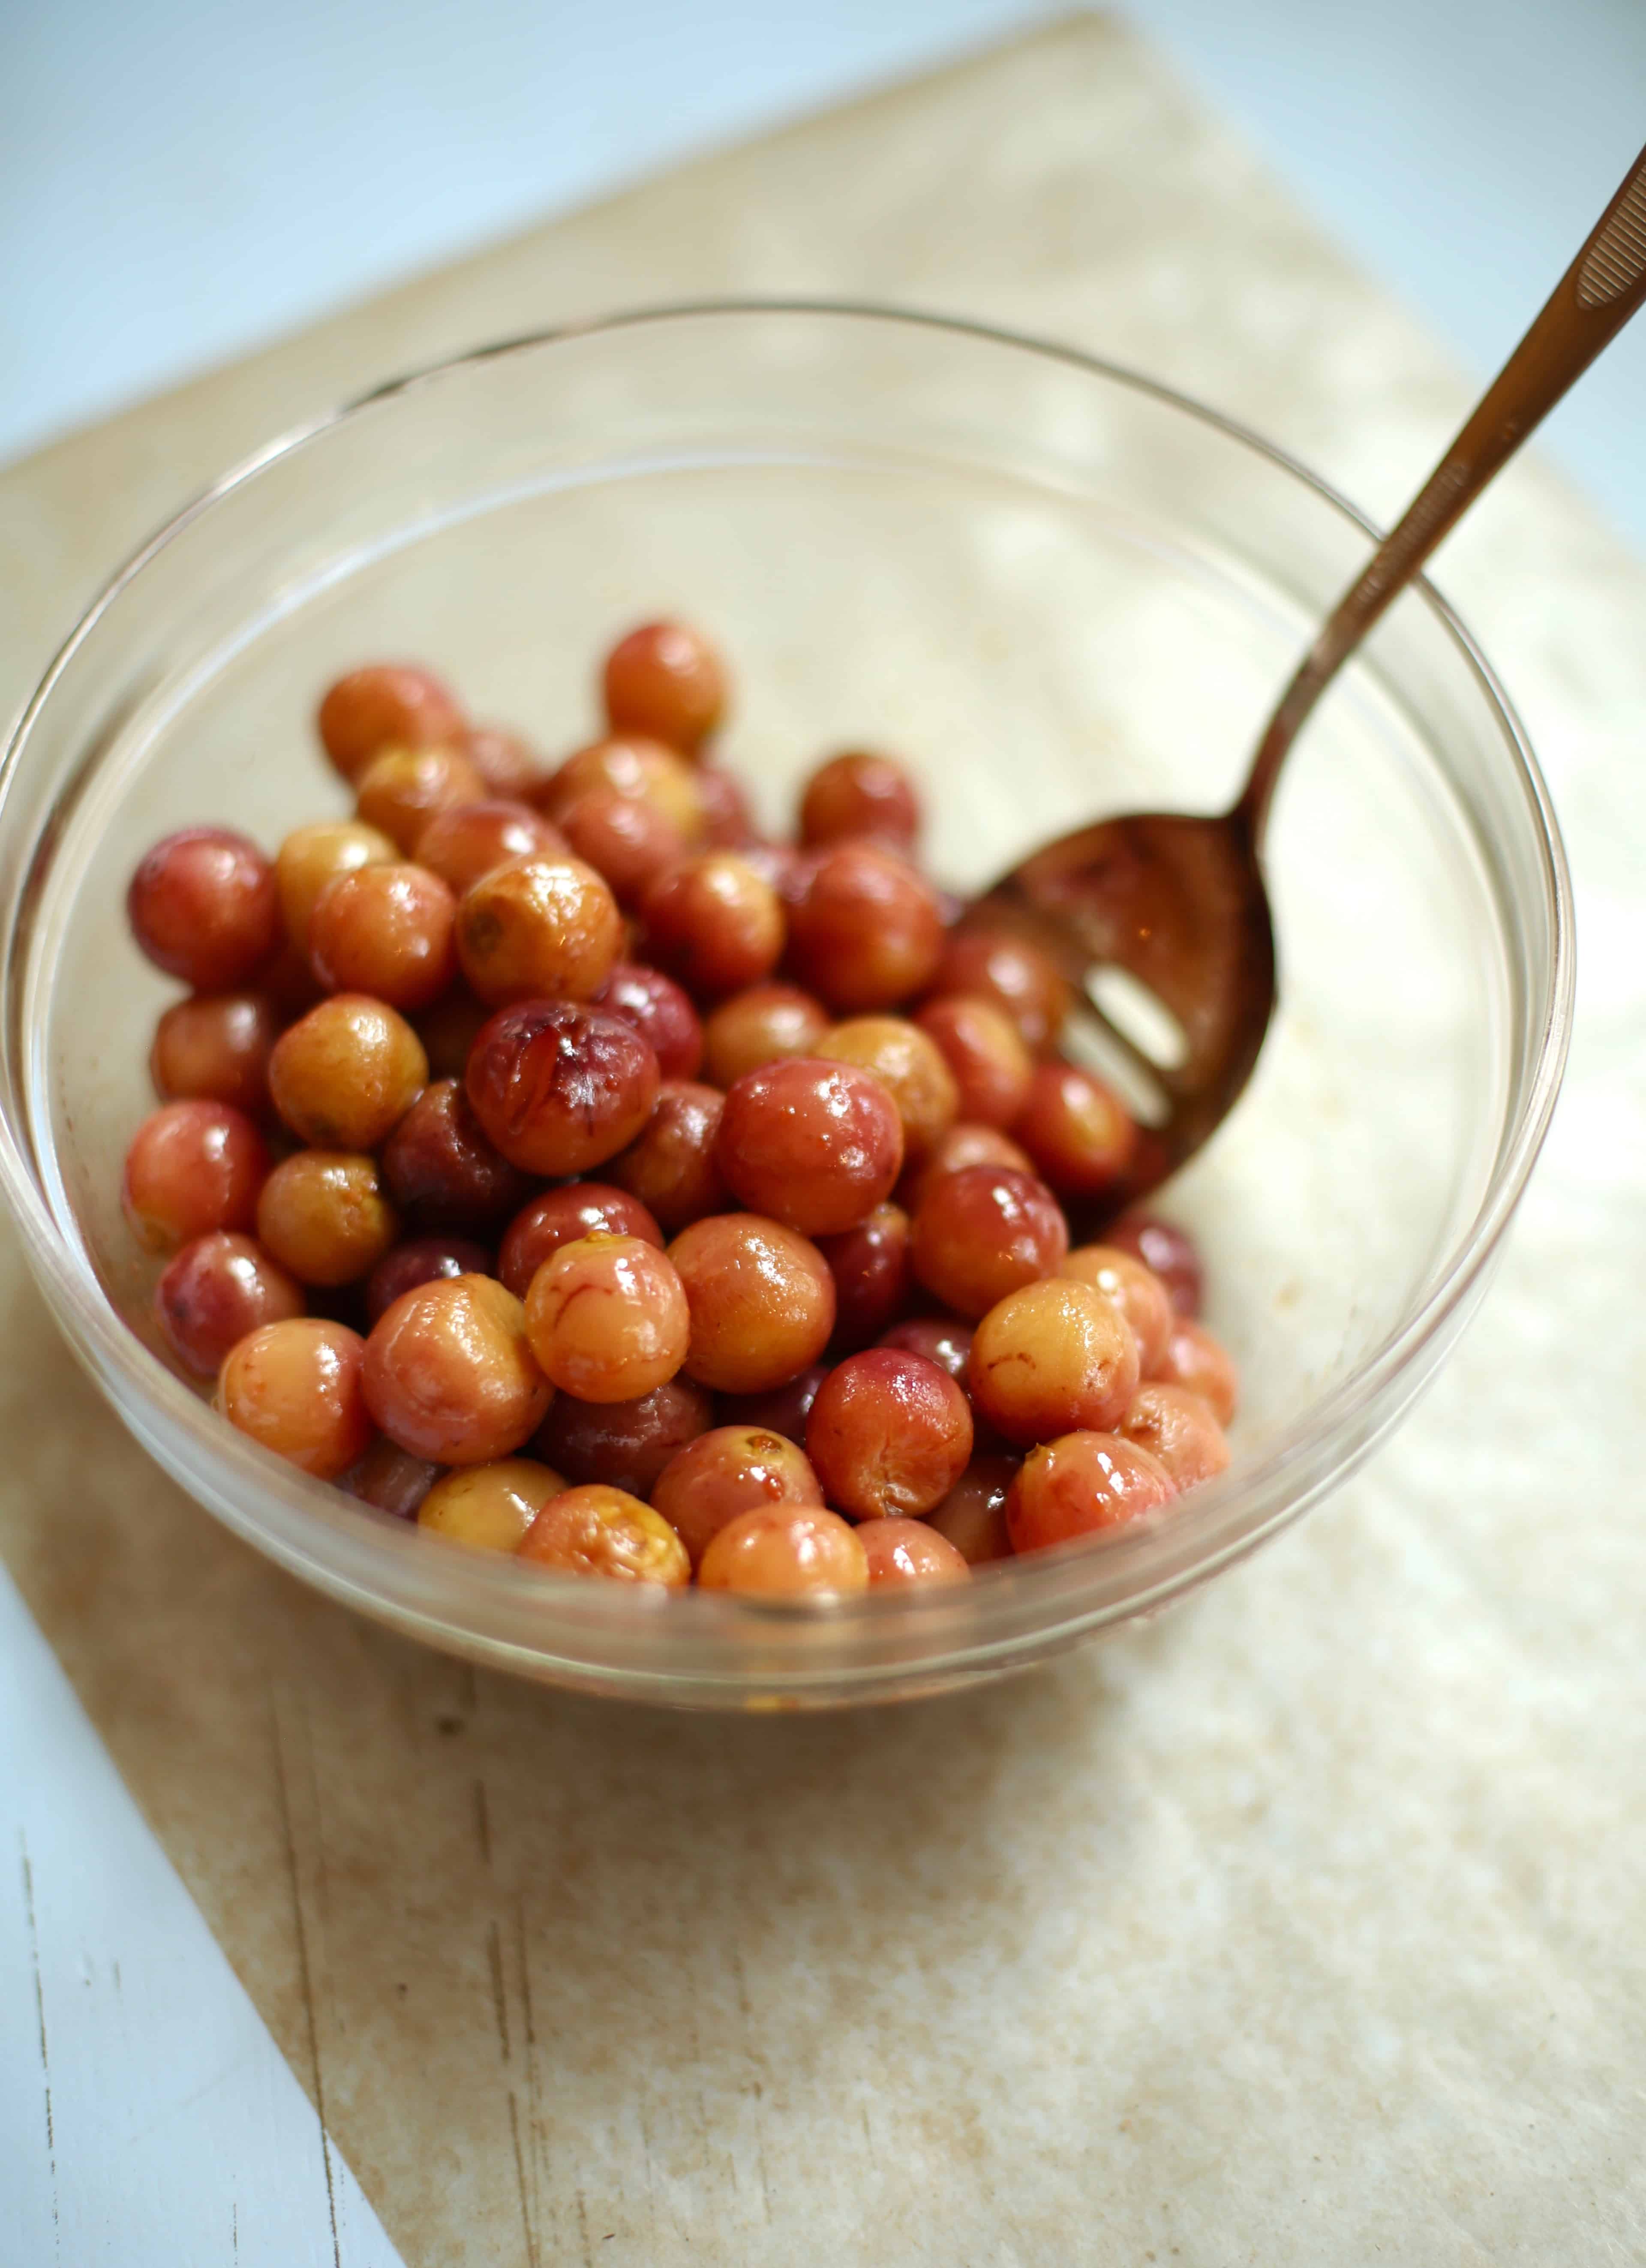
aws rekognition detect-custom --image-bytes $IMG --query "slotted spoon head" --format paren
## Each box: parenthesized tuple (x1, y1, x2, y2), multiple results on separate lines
(972, 806, 1275, 1203)
(974, 139, 1646, 1209)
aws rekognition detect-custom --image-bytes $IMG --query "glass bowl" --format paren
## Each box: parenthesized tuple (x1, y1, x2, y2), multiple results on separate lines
(0, 304, 1572, 1709)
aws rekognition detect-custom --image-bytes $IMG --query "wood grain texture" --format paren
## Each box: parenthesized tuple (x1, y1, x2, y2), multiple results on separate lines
(0, 1568, 403, 2267)
(2, 15, 1644, 2263)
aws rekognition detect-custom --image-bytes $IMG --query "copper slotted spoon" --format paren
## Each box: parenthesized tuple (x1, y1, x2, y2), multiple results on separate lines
(972, 140, 1646, 1202)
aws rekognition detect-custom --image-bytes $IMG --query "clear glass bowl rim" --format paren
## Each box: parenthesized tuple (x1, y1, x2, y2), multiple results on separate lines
(0, 300, 1577, 1699)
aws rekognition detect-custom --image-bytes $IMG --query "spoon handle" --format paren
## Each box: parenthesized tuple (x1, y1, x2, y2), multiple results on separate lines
(1239, 139, 1646, 843)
